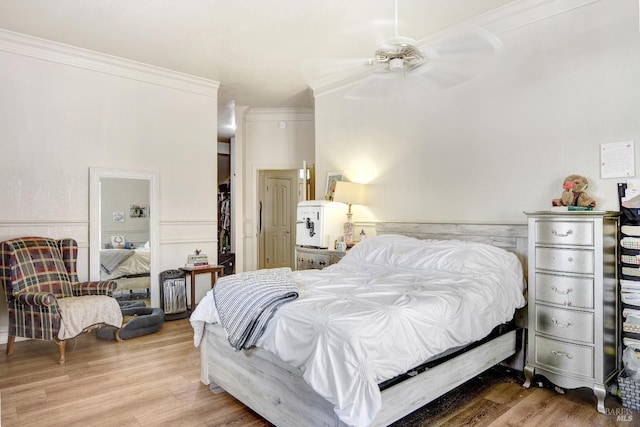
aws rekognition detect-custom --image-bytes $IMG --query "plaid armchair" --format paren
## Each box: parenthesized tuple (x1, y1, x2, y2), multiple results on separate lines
(0, 237, 122, 364)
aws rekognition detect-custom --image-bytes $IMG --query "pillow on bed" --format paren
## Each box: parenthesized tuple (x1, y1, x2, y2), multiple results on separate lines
(341, 234, 523, 282)
(339, 234, 430, 267)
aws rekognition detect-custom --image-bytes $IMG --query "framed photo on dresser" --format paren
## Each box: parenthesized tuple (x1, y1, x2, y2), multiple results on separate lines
(325, 171, 342, 200)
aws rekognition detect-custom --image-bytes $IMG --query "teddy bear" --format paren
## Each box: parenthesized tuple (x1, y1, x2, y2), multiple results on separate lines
(552, 174, 596, 208)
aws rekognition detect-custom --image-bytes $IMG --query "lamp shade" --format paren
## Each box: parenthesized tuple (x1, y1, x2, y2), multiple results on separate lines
(333, 181, 366, 207)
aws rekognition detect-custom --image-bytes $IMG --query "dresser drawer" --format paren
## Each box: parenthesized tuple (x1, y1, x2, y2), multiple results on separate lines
(535, 336, 593, 378)
(536, 305, 593, 343)
(535, 247, 594, 274)
(315, 253, 332, 268)
(295, 247, 344, 271)
(297, 253, 330, 270)
(535, 221, 594, 246)
(535, 273, 594, 308)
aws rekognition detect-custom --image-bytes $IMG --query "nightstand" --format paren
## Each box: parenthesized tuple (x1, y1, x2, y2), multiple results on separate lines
(295, 246, 346, 270)
(523, 211, 620, 414)
(180, 265, 225, 311)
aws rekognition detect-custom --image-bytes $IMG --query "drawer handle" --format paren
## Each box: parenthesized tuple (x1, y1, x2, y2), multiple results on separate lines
(551, 318, 572, 328)
(551, 286, 573, 295)
(552, 350, 573, 359)
(552, 229, 573, 238)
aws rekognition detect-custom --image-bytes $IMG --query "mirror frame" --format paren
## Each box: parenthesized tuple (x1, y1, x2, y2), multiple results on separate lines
(89, 167, 160, 308)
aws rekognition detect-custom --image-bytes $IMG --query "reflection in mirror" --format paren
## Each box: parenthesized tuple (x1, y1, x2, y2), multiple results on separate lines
(99, 178, 150, 299)
(90, 168, 159, 308)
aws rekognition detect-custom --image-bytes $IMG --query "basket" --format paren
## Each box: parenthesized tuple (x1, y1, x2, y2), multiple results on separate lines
(619, 371, 640, 410)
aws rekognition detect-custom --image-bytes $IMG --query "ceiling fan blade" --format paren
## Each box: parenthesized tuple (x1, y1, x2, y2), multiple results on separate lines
(418, 27, 503, 63)
(303, 58, 389, 92)
(408, 26, 503, 87)
(409, 63, 474, 89)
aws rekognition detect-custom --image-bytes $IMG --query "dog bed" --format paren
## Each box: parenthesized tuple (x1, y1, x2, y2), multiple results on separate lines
(97, 306, 164, 340)
(118, 300, 146, 309)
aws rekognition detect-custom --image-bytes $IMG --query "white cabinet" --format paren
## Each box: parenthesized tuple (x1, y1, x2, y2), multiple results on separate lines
(523, 211, 619, 414)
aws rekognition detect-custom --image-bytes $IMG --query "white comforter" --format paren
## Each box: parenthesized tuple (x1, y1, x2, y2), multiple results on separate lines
(191, 235, 526, 427)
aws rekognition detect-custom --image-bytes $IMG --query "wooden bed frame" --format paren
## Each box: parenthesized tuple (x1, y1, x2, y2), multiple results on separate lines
(200, 222, 528, 426)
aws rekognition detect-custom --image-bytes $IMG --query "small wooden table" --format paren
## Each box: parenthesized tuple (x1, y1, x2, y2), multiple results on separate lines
(180, 265, 225, 311)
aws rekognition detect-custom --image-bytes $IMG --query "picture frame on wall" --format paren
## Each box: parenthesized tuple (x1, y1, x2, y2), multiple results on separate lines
(325, 171, 343, 201)
(129, 204, 148, 218)
(112, 212, 125, 222)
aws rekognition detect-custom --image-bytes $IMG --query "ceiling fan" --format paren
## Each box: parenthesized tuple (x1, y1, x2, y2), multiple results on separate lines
(305, 0, 503, 97)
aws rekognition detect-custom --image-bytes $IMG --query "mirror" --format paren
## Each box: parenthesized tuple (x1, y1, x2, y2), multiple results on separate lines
(90, 168, 160, 308)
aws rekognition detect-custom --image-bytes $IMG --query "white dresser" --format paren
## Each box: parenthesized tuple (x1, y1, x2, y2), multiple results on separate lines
(295, 246, 346, 270)
(523, 211, 619, 413)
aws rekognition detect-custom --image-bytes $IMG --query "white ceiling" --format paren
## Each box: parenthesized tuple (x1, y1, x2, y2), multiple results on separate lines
(0, 0, 516, 139)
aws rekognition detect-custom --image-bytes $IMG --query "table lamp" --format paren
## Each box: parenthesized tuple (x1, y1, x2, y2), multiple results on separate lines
(332, 181, 366, 244)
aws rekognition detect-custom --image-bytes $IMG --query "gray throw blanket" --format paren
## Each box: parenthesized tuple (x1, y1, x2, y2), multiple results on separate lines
(213, 267, 298, 350)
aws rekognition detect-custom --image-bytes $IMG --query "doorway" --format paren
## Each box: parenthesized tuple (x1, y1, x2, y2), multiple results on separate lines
(258, 169, 298, 269)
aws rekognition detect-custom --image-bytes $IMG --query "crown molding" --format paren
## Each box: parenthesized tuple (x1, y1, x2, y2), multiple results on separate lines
(0, 28, 220, 98)
(478, 0, 602, 35)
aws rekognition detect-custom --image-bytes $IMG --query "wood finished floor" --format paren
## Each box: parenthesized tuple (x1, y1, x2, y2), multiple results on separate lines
(0, 319, 637, 427)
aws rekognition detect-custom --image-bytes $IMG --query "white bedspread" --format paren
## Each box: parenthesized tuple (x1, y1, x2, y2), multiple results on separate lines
(191, 235, 526, 427)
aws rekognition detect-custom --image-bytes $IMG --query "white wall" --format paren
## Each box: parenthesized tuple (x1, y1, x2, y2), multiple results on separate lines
(236, 108, 315, 271)
(314, 0, 640, 224)
(100, 177, 150, 248)
(0, 30, 219, 341)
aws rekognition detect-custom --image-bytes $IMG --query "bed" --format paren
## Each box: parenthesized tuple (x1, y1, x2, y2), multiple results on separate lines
(191, 222, 528, 427)
(100, 247, 151, 294)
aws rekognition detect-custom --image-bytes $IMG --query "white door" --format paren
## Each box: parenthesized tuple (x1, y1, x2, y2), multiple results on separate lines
(259, 170, 297, 269)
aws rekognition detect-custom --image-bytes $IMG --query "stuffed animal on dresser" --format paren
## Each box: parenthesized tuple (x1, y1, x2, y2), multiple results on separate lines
(552, 174, 597, 207)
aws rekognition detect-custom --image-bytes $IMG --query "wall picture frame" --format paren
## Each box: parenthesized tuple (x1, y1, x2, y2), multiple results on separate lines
(129, 204, 148, 218)
(325, 171, 343, 201)
(112, 212, 125, 222)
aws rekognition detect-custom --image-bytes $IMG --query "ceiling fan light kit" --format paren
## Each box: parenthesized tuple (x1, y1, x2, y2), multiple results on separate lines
(375, 36, 425, 71)
(388, 57, 404, 71)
